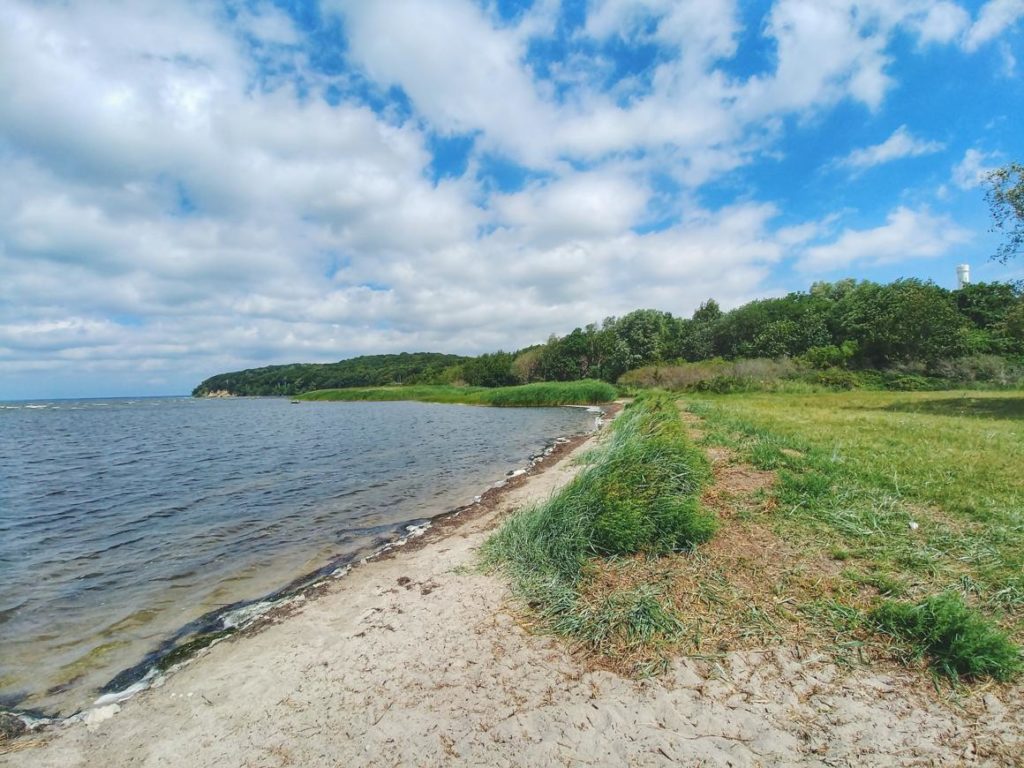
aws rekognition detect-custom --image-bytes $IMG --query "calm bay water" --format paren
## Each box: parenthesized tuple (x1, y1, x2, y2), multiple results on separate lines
(0, 397, 596, 716)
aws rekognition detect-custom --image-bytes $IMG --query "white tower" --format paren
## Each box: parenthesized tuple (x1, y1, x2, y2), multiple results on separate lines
(956, 264, 970, 290)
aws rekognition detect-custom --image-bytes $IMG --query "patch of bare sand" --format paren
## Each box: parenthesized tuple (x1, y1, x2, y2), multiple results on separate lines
(5, 426, 1022, 767)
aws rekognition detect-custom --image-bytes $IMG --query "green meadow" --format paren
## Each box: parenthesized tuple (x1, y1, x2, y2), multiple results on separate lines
(687, 389, 1024, 682)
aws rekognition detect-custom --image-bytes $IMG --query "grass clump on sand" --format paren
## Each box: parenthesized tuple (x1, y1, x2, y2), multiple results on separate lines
(871, 592, 1022, 682)
(483, 392, 713, 673)
(296, 379, 617, 407)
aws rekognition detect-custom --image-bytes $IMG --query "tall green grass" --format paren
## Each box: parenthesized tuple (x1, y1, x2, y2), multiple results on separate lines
(295, 379, 617, 406)
(483, 392, 713, 670)
(871, 593, 1022, 681)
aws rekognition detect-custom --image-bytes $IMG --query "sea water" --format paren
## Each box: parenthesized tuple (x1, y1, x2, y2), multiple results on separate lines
(0, 397, 595, 716)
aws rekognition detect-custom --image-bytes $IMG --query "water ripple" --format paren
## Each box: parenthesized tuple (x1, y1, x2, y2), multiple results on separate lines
(0, 396, 593, 716)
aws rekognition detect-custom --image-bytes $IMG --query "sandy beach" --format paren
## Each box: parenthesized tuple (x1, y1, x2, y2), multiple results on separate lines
(3, 429, 1022, 768)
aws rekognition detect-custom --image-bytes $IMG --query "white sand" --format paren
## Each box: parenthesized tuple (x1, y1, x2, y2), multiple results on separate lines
(4, 437, 1021, 767)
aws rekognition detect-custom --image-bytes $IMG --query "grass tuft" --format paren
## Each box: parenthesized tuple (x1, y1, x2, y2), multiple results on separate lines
(483, 392, 713, 672)
(871, 592, 1022, 682)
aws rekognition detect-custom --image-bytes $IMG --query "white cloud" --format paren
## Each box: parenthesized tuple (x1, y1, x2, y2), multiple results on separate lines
(911, 2, 971, 44)
(964, 0, 1024, 51)
(839, 125, 945, 170)
(0, 0, 1009, 397)
(490, 171, 650, 244)
(799, 207, 971, 271)
(234, 3, 302, 45)
(326, 0, 559, 165)
(327, 0, 969, 177)
(738, 1, 895, 116)
(952, 148, 999, 189)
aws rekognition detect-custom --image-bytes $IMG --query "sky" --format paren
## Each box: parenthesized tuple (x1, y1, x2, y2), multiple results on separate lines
(2, 0, 1023, 399)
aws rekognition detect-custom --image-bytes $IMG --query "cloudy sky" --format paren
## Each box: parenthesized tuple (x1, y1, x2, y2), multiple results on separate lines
(2, 0, 1023, 398)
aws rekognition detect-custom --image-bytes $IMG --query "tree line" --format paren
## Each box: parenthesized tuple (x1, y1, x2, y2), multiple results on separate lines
(194, 278, 1023, 396)
(460, 279, 1024, 387)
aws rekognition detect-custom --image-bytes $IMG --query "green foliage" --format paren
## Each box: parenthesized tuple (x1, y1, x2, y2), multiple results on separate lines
(614, 309, 675, 369)
(483, 392, 713, 665)
(511, 346, 544, 383)
(954, 281, 1021, 330)
(580, 412, 715, 554)
(833, 279, 967, 367)
(460, 351, 518, 387)
(295, 379, 617, 407)
(192, 352, 468, 396)
(985, 162, 1024, 262)
(1006, 300, 1024, 341)
(803, 341, 858, 369)
(871, 593, 1021, 681)
(537, 322, 630, 382)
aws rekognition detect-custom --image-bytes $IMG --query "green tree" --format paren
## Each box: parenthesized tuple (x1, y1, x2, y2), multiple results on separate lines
(953, 281, 1024, 354)
(1005, 301, 1024, 342)
(833, 279, 966, 366)
(691, 299, 723, 325)
(614, 309, 674, 369)
(985, 163, 1024, 262)
(461, 351, 518, 387)
(511, 347, 543, 383)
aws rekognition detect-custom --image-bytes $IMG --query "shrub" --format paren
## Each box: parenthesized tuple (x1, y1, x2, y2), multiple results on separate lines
(932, 355, 1024, 386)
(803, 341, 858, 369)
(806, 368, 858, 389)
(871, 592, 1022, 681)
(619, 358, 799, 392)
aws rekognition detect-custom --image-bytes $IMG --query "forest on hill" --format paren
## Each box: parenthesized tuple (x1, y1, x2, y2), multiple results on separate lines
(192, 352, 469, 396)
(194, 278, 1024, 396)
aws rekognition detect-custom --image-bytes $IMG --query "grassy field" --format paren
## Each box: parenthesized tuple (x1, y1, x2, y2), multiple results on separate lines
(295, 379, 617, 407)
(687, 389, 1023, 681)
(484, 388, 1022, 683)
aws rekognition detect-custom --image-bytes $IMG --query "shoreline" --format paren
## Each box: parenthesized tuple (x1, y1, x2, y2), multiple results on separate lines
(1, 404, 616, 733)
(4, 397, 1023, 766)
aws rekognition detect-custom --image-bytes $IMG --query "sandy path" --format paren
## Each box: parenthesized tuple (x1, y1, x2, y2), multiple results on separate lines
(4, 437, 1021, 767)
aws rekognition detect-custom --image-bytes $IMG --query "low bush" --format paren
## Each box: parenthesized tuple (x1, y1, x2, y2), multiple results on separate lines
(619, 358, 799, 391)
(871, 592, 1022, 681)
(931, 355, 1024, 386)
(619, 355, 1024, 395)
